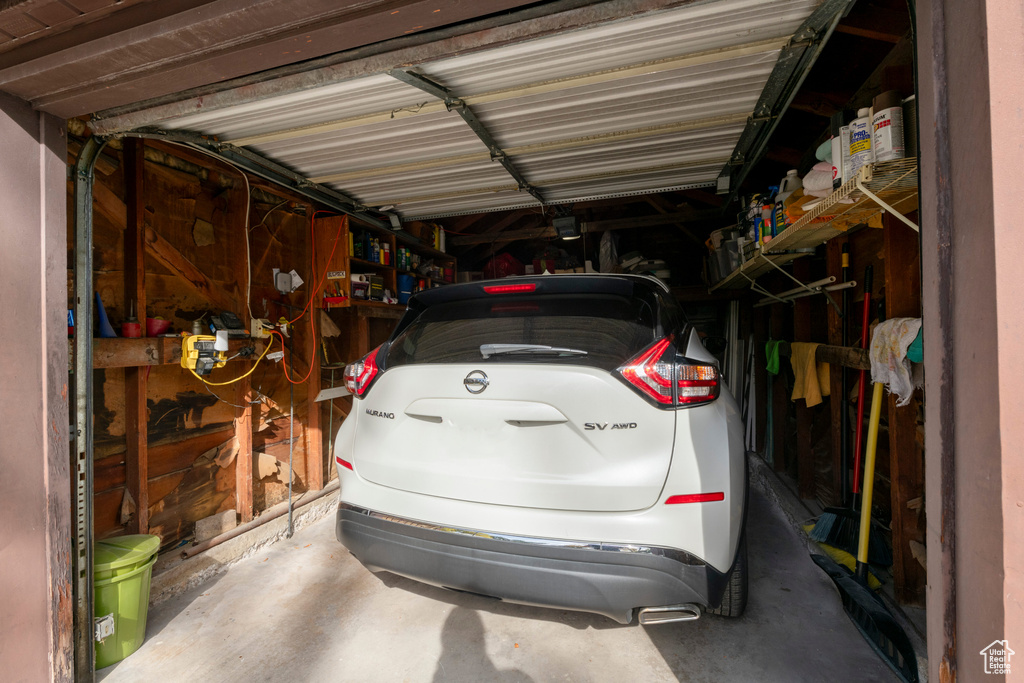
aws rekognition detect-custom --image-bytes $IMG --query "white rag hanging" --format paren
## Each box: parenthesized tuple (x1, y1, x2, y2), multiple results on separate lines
(870, 318, 923, 407)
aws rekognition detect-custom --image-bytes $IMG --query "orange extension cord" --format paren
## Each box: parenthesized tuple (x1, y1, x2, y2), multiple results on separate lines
(274, 211, 347, 384)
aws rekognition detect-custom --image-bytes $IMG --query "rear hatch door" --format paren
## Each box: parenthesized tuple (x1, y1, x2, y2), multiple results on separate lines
(353, 289, 677, 512)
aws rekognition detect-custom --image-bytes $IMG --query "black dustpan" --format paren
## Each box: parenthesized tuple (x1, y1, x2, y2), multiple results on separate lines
(812, 553, 919, 683)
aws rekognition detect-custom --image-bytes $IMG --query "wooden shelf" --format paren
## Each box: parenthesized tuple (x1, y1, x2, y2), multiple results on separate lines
(765, 158, 918, 255)
(349, 257, 394, 270)
(350, 299, 406, 319)
(710, 158, 918, 291)
(93, 336, 261, 369)
(350, 299, 402, 308)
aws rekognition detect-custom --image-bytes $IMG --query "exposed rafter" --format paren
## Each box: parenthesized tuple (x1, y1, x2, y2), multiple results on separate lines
(450, 209, 716, 246)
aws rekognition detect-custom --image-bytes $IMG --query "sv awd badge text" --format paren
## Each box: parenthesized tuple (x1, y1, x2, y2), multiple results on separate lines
(584, 422, 637, 430)
(366, 409, 395, 419)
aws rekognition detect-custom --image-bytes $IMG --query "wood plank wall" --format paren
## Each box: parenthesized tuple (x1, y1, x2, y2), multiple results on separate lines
(73, 139, 334, 549)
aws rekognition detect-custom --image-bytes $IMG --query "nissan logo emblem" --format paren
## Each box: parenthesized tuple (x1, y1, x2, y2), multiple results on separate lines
(464, 370, 489, 394)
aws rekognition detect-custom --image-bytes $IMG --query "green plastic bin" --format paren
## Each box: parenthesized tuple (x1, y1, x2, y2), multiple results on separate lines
(94, 534, 161, 669)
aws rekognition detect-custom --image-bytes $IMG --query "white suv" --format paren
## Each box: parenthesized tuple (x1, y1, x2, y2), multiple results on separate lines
(334, 274, 747, 624)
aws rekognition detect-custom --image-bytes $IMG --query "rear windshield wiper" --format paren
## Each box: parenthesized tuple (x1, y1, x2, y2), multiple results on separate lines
(480, 344, 588, 359)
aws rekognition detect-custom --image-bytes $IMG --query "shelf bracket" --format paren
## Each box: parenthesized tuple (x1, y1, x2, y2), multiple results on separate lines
(856, 177, 919, 232)
(740, 268, 788, 305)
(763, 256, 842, 315)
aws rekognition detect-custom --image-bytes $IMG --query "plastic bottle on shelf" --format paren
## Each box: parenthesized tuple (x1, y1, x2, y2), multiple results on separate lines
(871, 90, 905, 162)
(776, 170, 801, 203)
(830, 110, 845, 189)
(761, 194, 775, 244)
(848, 107, 874, 177)
(840, 125, 852, 182)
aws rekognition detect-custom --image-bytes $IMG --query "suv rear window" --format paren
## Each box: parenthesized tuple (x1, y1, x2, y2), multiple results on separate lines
(386, 294, 658, 371)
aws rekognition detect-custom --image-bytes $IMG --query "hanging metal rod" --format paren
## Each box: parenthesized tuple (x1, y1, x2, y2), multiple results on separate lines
(387, 68, 545, 206)
(753, 279, 857, 308)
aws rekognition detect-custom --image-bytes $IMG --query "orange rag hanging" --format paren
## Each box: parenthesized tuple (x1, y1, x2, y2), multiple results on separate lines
(790, 342, 830, 407)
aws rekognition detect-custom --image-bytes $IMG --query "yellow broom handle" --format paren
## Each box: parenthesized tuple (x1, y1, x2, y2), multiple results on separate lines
(857, 381, 885, 565)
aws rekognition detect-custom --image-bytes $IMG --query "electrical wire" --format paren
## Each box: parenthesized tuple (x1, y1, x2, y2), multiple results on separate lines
(269, 329, 317, 384)
(260, 211, 346, 386)
(286, 211, 346, 325)
(187, 338, 274, 386)
(252, 200, 290, 233)
(170, 142, 254, 320)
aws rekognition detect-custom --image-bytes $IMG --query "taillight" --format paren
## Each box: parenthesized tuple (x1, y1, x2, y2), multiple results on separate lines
(344, 345, 383, 398)
(677, 363, 720, 405)
(483, 283, 536, 294)
(618, 338, 719, 408)
(620, 338, 674, 404)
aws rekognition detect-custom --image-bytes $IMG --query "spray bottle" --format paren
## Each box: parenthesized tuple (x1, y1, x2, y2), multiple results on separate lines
(848, 107, 874, 177)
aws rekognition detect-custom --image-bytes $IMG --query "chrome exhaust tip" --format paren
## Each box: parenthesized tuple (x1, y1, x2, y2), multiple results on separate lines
(638, 603, 702, 625)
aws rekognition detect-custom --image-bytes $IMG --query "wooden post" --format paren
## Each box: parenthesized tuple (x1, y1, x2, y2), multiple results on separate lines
(793, 258, 815, 499)
(884, 213, 926, 605)
(123, 138, 149, 533)
(234, 367, 253, 522)
(304, 215, 330, 492)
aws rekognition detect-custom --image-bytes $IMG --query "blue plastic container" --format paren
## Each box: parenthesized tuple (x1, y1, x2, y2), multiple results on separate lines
(397, 274, 415, 304)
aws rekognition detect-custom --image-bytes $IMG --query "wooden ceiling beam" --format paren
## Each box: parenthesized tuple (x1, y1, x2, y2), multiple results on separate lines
(834, 24, 903, 44)
(450, 210, 715, 246)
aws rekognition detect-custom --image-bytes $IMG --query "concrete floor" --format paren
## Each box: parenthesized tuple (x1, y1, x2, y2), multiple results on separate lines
(99, 486, 899, 683)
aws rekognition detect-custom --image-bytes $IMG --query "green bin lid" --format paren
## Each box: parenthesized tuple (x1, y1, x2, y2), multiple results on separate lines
(94, 534, 161, 573)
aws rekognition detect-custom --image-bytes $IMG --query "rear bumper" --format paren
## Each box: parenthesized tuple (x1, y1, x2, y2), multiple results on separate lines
(336, 503, 729, 624)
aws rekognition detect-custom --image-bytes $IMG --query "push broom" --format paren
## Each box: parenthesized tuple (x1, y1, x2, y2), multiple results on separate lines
(810, 268, 891, 566)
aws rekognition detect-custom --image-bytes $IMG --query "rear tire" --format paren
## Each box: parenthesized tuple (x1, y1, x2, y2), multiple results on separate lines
(706, 534, 747, 618)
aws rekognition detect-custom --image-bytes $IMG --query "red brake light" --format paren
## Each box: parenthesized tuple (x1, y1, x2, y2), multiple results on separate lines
(665, 492, 725, 504)
(483, 283, 537, 294)
(618, 338, 719, 408)
(619, 338, 674, 404)
(336, 456, 353, 471)
(344, 345, 382, 398)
